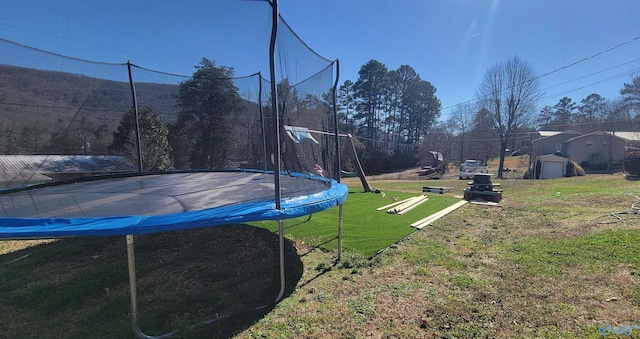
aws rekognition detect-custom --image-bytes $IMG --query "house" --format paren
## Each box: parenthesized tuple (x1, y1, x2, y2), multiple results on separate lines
(531, 130, 581, 156)
(564, 131, 626, 167)
(614, 131, 640, 148)
(531, 130, 633, 178)
(0, 155, 136, 188)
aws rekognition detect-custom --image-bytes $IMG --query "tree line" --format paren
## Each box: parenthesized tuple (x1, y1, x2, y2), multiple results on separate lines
(336, 57, 640, 177)
(336, 60, 441, 173)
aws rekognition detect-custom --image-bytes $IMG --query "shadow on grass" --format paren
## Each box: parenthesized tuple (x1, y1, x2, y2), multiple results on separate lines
(298, 236, 338, 258)
(0, 224, 303, 339)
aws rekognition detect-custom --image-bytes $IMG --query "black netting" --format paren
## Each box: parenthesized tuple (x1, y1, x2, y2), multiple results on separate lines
(0, 2, 339, 195)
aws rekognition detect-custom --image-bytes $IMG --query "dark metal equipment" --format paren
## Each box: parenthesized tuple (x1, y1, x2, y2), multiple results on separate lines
(463, 173, 503, 203)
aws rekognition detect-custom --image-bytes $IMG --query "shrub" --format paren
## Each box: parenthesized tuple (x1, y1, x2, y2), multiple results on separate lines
(566, 161, 585, 177)
(623, 150, 640, 175)
(339, 252, 368, 270)
(574, 162, 585, 176)
(566, 161, 575, 177)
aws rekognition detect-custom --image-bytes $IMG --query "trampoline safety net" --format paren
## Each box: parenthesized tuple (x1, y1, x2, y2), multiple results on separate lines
(0, 1, 345, 232)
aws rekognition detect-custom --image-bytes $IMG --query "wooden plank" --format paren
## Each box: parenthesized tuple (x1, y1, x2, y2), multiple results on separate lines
(396, 197, 428, 215)
(376, 196, 416, 211)
(410, 200, 465, 227)
(388, 195, 427, 214)
(411, 200, 468, 229)
(469, 200, 501, 206)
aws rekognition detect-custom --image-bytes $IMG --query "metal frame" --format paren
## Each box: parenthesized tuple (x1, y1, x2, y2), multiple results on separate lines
(124, 223, 293, 338)
(126, 1, 345, 337)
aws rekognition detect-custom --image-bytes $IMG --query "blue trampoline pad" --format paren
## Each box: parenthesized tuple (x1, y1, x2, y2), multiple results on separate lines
(0, 171, 348, 238)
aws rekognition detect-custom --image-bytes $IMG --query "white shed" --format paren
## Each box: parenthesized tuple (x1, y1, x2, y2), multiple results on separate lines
(534, 154, 570, 179)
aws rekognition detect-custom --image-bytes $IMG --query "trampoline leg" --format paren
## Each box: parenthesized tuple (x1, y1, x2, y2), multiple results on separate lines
(338, 204, 344, 261)
(275, 220, 286, 302)
(126, 235, 163, 339)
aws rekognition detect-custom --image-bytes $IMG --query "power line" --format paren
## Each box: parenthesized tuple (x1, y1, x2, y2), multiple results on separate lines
(537, 67, 640, 104)
(541, 58, 640, 93)
(441, 36, 640, 111)
(535, 36, 640, 80)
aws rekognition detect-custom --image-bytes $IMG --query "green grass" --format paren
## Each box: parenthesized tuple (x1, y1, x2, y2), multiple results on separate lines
(253, 187, 461, 258)
(2, 174, 638, 338)
(507, 230, 640, 276)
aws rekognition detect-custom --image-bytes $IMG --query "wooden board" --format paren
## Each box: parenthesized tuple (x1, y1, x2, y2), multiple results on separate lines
(411, 200, 468, 229)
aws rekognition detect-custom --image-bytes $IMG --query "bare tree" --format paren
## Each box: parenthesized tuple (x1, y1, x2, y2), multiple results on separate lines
(476, 56, 541, 178)
(447, 102, 474, 164)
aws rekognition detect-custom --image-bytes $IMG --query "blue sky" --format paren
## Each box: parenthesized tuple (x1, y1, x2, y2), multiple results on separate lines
(2, 0, 640, 121)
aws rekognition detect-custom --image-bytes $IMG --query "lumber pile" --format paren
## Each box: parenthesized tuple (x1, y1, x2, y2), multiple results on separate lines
(377, 195, 428, 215)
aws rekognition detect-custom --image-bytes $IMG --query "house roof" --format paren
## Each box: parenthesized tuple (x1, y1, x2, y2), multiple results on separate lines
(563, 131, 628, 143)
(535, 130, 640, 143)
(533, 130, 581, 142)
(614, 131, 640, 141)
(538, 131, 562, 137)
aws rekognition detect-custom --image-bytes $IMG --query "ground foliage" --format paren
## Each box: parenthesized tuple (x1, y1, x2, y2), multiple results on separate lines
(238, 172, 640, 338)
(624, 150, 640, 175)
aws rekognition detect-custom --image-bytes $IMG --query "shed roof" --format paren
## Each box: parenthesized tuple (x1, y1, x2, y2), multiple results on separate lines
(536, 154, 570, 162)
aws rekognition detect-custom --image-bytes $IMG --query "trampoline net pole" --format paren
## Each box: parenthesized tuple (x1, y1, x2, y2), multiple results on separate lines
(338, 204, 344, 261)
(126, 62, 143, 173)
(275, 220, 286, 302)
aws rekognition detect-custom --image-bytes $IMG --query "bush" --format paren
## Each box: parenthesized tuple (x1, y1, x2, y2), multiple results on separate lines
(623, 150, 640, 175)
(575, 162, 585, 176)
(566, 161, 585, 177)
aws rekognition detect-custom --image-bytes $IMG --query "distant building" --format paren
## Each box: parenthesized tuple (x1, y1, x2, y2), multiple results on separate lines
(531, 130, 635, 176)
(564, 131, 626, 167)
(531, 130, 581, 157)
(0, 155, 136, 188)
(533, 154, 570, 179)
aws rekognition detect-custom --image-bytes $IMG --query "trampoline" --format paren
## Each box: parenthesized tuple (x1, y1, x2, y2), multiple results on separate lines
(0, 171, 347, 238)
(0, 143, 348, 330)
(0, 1, 347, 337)
(0, 170, 347, 338)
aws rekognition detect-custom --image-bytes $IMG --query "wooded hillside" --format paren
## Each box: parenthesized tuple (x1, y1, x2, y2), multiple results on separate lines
(0, 65, 178, 155)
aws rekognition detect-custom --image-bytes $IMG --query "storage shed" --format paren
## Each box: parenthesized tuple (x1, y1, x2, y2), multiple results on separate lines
(533, 154, 570, 179)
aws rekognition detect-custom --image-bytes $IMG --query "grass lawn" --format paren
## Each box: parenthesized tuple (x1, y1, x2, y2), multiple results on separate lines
(253, 188, 461, 258)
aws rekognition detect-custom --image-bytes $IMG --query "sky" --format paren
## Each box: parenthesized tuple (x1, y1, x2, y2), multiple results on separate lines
(2, 0, 640, 121)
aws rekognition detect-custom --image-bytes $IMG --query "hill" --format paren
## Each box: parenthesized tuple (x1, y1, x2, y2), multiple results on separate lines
(0, 65, 174, 154)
